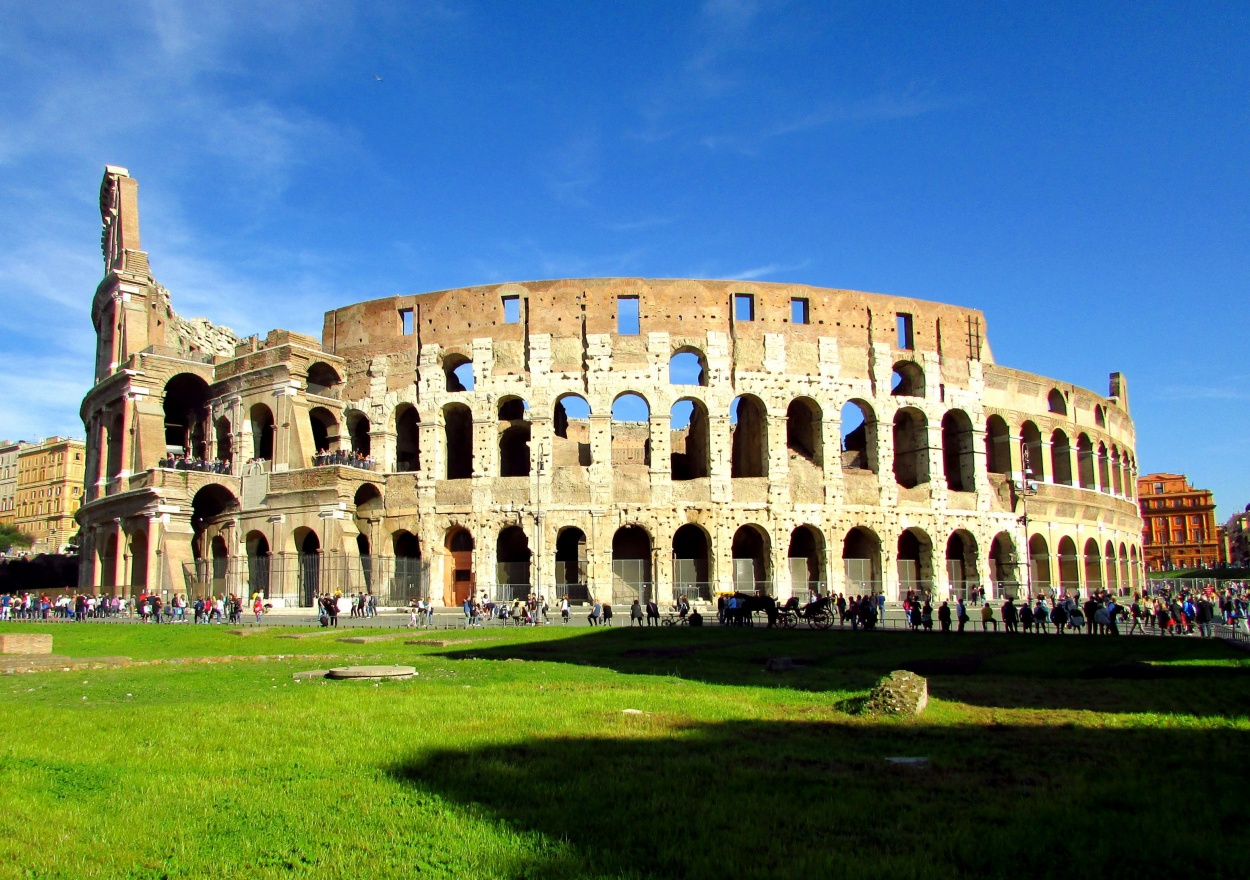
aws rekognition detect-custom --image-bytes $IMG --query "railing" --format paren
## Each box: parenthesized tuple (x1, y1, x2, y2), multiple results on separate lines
(312, 453, 377, 470)
(181, 554, 428, 607)
(156, 458, 231, 473)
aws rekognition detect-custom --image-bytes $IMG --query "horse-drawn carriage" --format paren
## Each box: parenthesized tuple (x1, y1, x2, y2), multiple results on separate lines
(777, 596, 834, 630)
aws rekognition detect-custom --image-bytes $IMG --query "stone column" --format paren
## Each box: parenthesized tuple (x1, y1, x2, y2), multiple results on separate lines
(117, 399, 134, 485)
(112, 521, 127, 595)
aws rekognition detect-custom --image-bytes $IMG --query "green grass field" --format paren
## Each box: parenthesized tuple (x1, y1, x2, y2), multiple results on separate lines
(1, 622, 1247, 879)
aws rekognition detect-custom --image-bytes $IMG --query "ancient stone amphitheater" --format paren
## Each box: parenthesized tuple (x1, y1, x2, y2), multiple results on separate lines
(78, 167, 1145, 607)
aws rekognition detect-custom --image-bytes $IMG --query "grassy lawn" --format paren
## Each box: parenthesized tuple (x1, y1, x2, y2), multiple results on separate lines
(1, 622, 1247, 879)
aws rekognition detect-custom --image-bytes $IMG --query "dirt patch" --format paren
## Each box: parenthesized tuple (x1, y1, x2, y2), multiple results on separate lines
(337, 634, 408, 644)
(225, 628, 271, 636)
(407, 639, 476, 647)
(2, 653, 338, 675)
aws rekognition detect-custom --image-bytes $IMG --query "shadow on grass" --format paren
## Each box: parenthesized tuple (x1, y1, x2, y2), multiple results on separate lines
(391, 717, 1247, 880)
(430, 626, 1250, 717)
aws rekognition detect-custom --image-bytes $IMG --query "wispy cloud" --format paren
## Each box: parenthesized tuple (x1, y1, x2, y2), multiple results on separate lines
(1154, 385, 1250, 402)
(725, 260, 810, 280)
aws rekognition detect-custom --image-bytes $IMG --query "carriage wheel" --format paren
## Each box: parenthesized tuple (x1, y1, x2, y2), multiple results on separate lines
(810, 610, 833, 630)
(783, 612, 798, 629)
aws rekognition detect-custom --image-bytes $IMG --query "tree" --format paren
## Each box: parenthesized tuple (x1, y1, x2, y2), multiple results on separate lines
(0, 523, 34, 554)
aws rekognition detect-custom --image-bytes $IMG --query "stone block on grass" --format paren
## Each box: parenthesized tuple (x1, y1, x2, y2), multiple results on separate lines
(0, 634, 52, 655)
(861, 670, 928, 716)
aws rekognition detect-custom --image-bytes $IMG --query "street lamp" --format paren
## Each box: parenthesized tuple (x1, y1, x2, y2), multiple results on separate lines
(533, 448, 548, 624)
(1012, 449, 1039, 600)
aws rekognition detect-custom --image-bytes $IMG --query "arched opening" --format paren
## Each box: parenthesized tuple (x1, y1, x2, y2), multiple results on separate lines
(190, 484, 239, 562)
(392, 530, 423, 602)
(555, 527, 589, 604)
(498, 398, 531, 477)
(1057, 536, 1080, 595)
(100, 532, 118, 590)
(788, 525, 826, 598)
(892, 407, 929, 488)
(496, 525, 532, 601)
(732, 525, 770, 593)
(984, 415, 1011, 476)
(670, 399, 710, 480)
(1084, 538, 1103, 593)
(730, 396, 768, 478)
(786, 398, 822, 466)
(1130, 545, 1140, 591)
(1118, 542, 1130, 596)
(210, 535, 229, 592)
(1029, 534, 1051, 596)
(945, 531, 979, 601)
(346, 411, 371, 457)
(1097, 442, 1111, 493)
(1051, 430, 1073, 486)
(843, 527, 882, 596)
(611, 525, 652, 605)
(309, 407, 340, 459)
(611, 393, 651, 468)
(1047, 389, 1067, 416)
(1077, 434, 1096, 489)
(1095, 405, 1106, 428)
(1110, 447, 1123, 496)
(1021, 421, 1044, 481)
(105, 413, 124, 478)
(990, 532, 1021, 599)
(129, 529, 148, 589)
(296, 529, 320, 607)
(444, 354, 474, 392)
(245, 531, 270, 599)
(897, 528, 932, 597)
(1105, 540, 1119, 594)
(162, 373, 211, 459)
(553, 394, 591, 467)
(840, 400, 878, 472)
(214, 417, 232, 467)
(672, 524, 711, 600)
(941, 409, 975, 491)
(249, 403, 275, 461)
(669, 349, 707, 386)
(306, 362, 342, 397)
(352, 482, 383, 582)
(444, 527, 474, 606)
(395, 405, 421, 472)
(443, 404, 473, 479)
(891, 361, 924, 397)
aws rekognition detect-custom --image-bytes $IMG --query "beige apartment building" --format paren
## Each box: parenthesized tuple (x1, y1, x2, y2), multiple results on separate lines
(0, 441, 24, 529)
(15, 437, 86, 554)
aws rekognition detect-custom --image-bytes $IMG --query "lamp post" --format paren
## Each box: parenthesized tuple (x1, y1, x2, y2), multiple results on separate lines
(533, 448, 548, 624)
(1012, 449, 1039, 600)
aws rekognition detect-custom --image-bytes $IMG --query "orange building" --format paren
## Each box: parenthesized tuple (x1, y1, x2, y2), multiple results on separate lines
(1137, 473, 1224, 571)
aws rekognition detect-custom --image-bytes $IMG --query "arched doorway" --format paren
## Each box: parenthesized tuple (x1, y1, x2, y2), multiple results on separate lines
(444, 527, 474, 606)
(392, 531, 423, 602)
(788, 525, 825, 599)
(732, 525, 770, 593)
(129, 529, 148, 591)
(250, 404, 275, 462)
(892, 408, 929, 488)
(843, 528, 882, 597)
(945, 531, 979, 602)
(246, 531, 270, 599)
(1029, 534, 1052, 597)
(985, 415, 1011, 476)
(989, 532, 1021, 600)
(730, 396, 768, 478)
(1057, 536, 1080, 595)
(670, 399, 710, 480)
(612, 526, 652, 605)
(897, 528, 933, 599)
(840, 400, 878, 473)
(555, 527, 589, 603)
(296, 529, 321, 607)
(496, 525, 532, 601)
(673, 524, 711, 601)
(1084, 538, 1103, 593)
(941, 410, 975, 491)
(498, 398, 531, 477)
(395, 406, 421, 472)
(163, 373, 211, 460)
(786, 398, 822, 466)
(444, 404, 473, 479)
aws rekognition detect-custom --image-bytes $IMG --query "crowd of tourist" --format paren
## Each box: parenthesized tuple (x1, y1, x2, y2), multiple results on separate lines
(0, 590, 268, 624)
(312, 449, 376, 469)
(157, 454, 231, 473)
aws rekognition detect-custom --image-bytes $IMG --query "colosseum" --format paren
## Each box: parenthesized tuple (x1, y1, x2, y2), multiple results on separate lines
(77, 166, 1145, 608)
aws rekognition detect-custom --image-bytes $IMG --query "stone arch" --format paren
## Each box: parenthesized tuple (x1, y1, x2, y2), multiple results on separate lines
(891, 360, 925, 397)
(1021, 421, 1044, 481)
(1097, 442, 1111, 493)
(788, 525, 826, 597)
(1084, 538, 1103, 592)
(443, 403, 473, 479)
(732, 524, 771, 592)
(496, 525, 532, 600)
(444, 353, 474, 392)
(395, 405, 420, 472)
(730, 396, 768, 478)
(673, 523, 711, 600)
(985, 415, 1011, 476)
(346, 410, 371, 456)
(249, 403, 275, 461)
(392, 529, 424, 601)
(498, 397, 531, 477)
(611, 392, 652, 468)
(892, 407, 929, 488)
(896, 527, 933, 597)
(611, 525, 653, 604)
(1051, 429, 1073, 486)
(128, 527, 148, 589)
(945, 530, 979, 601)
(163, 373, 211, 459)
(553, 393, 591, 467)
(843, 527, 882, 596)
(309, 406, 340, 457)
(293, 527, 321, 607)
(190, 483, 239, 561)
(840, 399, 878, 473)
(1057, 536, 1080, 594)
(214, 416, 232, 465)
(555, 527, 589, 602)
(1048, 389, 1067, 416)
(1105, 539, 1119, 594)
(670, 398, 709, 480)
(1110, 446, 1123, 496)
(941, 409, 976, 491)
(786, 397, 823, 466)
(444, 526, 475, 606)
(1029, 534, 1051, 596)
(1077, 433, 1096, 489)
(990, 531, 1021, 599)
(1118, 542, 1130, 595)
(669, 348, 707, 386)
(245, 530, 270, 598)
(99, 531, 118, 590)
(306, 362, 342, 397)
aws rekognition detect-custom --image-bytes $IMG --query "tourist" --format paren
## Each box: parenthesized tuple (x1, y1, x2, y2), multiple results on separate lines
(921, 601, 933, 631)
(1002, 598, 1018, 633)
(560, 595, 570, 623)
(980, 602, 998, 632)
(253, 594, 263, 623)
(938, 600, 952, 632)
(630, 599, 644, 627)
(956, 597, 969, 633)
(646, 599, 659, 626)
(588, 600, 601, 626)
(602, 601, 614, 626)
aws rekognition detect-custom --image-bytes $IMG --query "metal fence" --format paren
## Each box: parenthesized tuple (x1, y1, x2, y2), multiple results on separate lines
(182, 554, 428, 607)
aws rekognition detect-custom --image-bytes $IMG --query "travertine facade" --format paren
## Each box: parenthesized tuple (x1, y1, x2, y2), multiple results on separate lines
(77, 167, 1145, 606)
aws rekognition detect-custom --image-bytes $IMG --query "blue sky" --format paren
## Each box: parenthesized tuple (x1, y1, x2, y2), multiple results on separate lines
(0, 1, 1246, 515)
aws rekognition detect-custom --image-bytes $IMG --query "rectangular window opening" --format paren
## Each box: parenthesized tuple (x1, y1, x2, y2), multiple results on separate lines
(617, 296, 640, 335)
(791, 298, 809, 324)
(734, 293, 755, 322)
(896, 313, 914, 350)
(399, 308, 414, 336)
(502, 295, 521, 324)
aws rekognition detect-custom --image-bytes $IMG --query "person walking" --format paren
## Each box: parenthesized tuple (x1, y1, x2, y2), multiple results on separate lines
(956, 597, 969, 633)
(253, 594, 263, 624)
(560, 595, 570, 624)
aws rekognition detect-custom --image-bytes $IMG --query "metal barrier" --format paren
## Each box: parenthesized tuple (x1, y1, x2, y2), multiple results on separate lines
(182, 554, 428, 607)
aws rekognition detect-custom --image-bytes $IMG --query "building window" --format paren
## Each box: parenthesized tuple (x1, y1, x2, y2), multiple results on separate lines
(617, 296, 640, 335)
(791, 298, 809, 324)
(502, 295, 521, 324)
(897, 313, 914, 350)
(399, 308, 414, 335)
(734, 294, 755, 322)
(1154, 482, 1163, 494)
